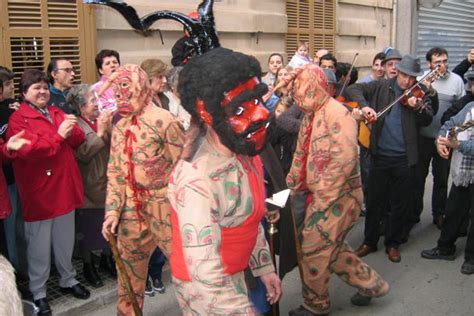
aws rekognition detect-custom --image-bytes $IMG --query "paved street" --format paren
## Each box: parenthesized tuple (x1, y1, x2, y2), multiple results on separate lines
(84, 176, 474, 316)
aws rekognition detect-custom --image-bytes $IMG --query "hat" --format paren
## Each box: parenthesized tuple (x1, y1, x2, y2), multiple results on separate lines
(382, 49, 402, 65)
(323, 68, 337, 84)
(396, 55, 424, 77)
(465, 70, 474, 81)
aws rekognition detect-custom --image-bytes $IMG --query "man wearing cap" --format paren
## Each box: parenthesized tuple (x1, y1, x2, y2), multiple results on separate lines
(382, 49, 402, 80)
(411, 47, 465, 233)
(346, 55, 437, 263)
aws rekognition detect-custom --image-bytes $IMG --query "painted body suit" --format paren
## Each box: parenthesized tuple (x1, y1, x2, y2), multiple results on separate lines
(104, 65, 185, 315)
(285, 65, 389, 314)
(168, 139, 274, 315)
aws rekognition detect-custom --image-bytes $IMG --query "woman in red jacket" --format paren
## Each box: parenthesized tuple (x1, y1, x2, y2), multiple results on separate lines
(6, 69, 89, 316)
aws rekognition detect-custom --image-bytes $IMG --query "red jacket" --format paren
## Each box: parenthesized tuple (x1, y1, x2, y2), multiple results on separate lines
(0, 140, 14, 219)
(6, 102, 85, 222)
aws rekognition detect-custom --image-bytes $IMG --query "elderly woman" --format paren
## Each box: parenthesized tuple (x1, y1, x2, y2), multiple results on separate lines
(140, 59, 191, 129)
(67, 84, 113, 288)
(6, 69, 89, 315)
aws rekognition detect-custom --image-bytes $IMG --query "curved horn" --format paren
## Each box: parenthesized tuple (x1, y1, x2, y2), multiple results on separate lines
(84, 0, 145, 32)
(198, 0, 220, 50)
(141, 11, 197, 36)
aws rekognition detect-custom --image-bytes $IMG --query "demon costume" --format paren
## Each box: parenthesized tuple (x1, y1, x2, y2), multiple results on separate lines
(167, 47, 280, 315)
(281, 65, 389, 315)
(102, 64, 185, 315)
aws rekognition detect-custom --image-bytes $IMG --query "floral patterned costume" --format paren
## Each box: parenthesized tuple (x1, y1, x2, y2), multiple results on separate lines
(285, 65, 389, 314)
(168, 139, 275, 315)
(104, 65, 185, 315)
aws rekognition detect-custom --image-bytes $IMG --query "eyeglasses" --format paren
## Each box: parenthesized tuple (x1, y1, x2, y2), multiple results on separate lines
(56, 68, 75, 74)
(432, 60, 448, 66)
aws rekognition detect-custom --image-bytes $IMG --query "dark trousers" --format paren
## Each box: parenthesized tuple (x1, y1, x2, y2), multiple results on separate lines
(364, 155, 415, 248)
(148, 247, 166, 280)
(359, 146, 371, 205)
(437, 183, 474, 261)
(0, 220, 8, 257)
(413, 136, 450, 222)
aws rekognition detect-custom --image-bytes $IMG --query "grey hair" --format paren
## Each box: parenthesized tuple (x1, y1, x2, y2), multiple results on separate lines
(168, 66, 184, 88)
(67, 84, 93, 115)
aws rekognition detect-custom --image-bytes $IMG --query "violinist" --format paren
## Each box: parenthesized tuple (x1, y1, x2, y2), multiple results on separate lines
(346, 55, 438, 263)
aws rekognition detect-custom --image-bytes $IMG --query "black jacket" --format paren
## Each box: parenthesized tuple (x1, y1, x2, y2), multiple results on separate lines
(0, 99, 16, 184)
(346, 77, 438, 166)
(441, 93, 474, 124)
(452, 58, 472, 84)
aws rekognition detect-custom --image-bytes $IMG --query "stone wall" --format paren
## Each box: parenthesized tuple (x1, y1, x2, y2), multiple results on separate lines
(94, 0, 287, 71)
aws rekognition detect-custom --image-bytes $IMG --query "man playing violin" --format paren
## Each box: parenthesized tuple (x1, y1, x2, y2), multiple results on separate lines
(346, 55, 438, 263)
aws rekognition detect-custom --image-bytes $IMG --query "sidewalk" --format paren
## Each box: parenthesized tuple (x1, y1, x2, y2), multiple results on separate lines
(20, 258, 171, 316)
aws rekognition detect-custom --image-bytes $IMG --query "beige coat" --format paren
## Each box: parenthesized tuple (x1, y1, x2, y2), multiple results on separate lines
(75, 117, 110, 209)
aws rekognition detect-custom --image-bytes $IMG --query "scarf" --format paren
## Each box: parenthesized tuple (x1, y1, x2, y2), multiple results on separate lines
(283, 64, 330, 192)
(451, 107, 474, 187)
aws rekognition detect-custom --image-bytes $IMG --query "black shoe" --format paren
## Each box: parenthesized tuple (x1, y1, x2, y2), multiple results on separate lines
(433, 215, 445, 230)
(83, 262, 104, 288)
(421, 247, 455, 261)
(59, 283, 91, 300)
(350, 292, 372, 306)
(152, 278, 165, 294)
(100, 254, 117, 277)
(461, 260, 474, 275)
(34, 298, 52, 316)
(145, 276, 155, 297)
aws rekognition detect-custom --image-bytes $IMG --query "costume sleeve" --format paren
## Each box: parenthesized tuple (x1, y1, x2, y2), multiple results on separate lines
(249, 223, 275, 277)
(164, 120, 185, 164)
(75, 128, 106, 164)
(6, 113, 65, 159)
(105, 126, 126, 219)
(173, 175, 229, 287)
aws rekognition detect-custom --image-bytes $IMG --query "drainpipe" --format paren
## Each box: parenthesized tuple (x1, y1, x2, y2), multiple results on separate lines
(391, 0, 397, 48)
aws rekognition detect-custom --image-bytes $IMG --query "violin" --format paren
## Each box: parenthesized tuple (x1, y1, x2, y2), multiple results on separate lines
(400, 85, 426, 111)
(376, 65, 441, 119)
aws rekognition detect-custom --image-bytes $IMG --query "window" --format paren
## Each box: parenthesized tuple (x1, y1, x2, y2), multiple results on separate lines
(0, 0, 97, 94)
(286, 0, 336, 62)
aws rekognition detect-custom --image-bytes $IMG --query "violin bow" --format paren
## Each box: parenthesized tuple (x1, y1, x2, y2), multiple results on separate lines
(337, 52, 359, 98)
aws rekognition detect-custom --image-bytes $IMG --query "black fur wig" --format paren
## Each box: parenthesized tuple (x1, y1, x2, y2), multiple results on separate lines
(178, 47, 269, 156)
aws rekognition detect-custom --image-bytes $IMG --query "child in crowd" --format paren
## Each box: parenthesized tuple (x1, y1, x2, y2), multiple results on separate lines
(288, 41, 312, 69)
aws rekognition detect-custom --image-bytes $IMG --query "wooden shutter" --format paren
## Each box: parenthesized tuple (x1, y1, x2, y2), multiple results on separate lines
(0, 0, 97, 95)
(286, 0, 336, 63)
